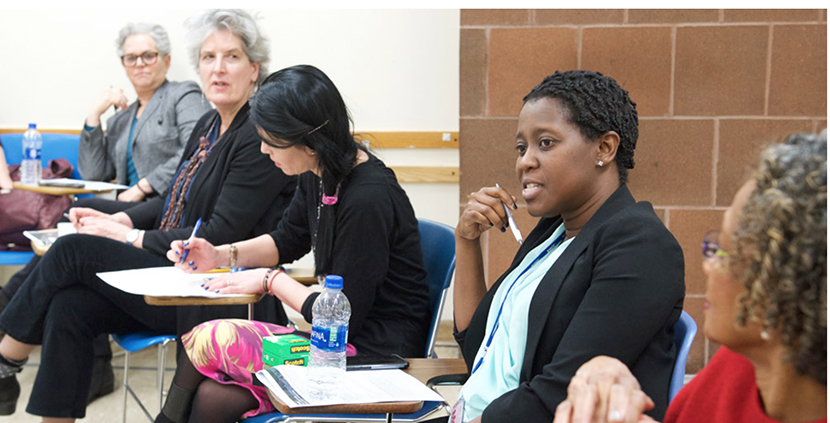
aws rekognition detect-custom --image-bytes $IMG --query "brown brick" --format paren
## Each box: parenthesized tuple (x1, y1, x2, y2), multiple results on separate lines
(817, 120, 828, 132)
(653, 206, 668, 225)
(459, 118, 520, 203)
(716, 119, 815, 205)
(724, 9, 822, 22)
(581, 27, 673, 116)
(461, 29, 488, 117)
(683, 297, 707, 374)
(488, 28, 578, 117)
(627, 119, 715, 206)
(768, 25, 827, 117)
(535, 9, 625, 25)
(461, 9, 531, 26)
(666, 209, 725, 296)
(675, 26, 769, 116)
(628, 9, 719, 24)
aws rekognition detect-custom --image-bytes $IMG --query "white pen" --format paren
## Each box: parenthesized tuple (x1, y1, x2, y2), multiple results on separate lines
(495, 183, 523, 245)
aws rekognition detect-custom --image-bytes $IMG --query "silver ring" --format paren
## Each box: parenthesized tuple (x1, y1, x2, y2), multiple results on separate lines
(226, 280, 231, 287)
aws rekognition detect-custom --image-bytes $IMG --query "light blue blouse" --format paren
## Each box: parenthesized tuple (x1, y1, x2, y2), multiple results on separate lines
(459, 223, 573, 422)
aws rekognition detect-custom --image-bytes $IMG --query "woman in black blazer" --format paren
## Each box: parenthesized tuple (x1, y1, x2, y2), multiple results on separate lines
(453, 70, 685, 423)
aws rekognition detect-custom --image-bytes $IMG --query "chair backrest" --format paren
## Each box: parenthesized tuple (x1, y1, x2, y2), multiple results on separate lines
(0, 132, 82, 179)
(417, 218, 456, 358)
(669, 310, 698, 402)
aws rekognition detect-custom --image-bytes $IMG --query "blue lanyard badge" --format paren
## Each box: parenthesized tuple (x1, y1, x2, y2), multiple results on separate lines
(471, 230, 566, 374)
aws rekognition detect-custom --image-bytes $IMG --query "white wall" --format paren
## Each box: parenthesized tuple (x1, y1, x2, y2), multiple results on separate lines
(0, 8, 460, 320)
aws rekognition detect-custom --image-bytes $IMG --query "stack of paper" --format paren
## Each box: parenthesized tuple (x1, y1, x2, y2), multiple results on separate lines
(257, 365, 444, 408)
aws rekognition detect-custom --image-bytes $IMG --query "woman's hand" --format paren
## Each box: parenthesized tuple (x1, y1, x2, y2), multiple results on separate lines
(456, 185, 518, 242)
(201, 268, 269, 295)
(117, 185, 146, 202)
(552, 357, 656, 423)
(75, 216, 133, 243)
(168, 237, 223, 273)
(86, 87, 128, 127)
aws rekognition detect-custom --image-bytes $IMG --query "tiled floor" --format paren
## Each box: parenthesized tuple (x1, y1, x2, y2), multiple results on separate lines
(0, 334, 462, 423)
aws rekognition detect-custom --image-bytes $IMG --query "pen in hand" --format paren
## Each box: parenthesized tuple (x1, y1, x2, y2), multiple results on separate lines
(180, 217, 203, 264)
(495, 183, 523, 245)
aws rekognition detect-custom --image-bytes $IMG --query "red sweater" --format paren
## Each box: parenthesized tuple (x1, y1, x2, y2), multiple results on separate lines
(666, 347, 826, 423)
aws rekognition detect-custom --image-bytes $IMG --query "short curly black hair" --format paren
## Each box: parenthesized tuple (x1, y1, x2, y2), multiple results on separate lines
(523, 70, 639, 184)
(731, 131, 827, 385)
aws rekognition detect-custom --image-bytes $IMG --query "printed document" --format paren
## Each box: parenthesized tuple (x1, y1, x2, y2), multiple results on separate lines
(257, 365, 444, 408)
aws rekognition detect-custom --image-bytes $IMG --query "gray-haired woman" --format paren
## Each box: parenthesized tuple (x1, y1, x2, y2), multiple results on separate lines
(0, 9, 297, 423)
(80, 23, 211, 202)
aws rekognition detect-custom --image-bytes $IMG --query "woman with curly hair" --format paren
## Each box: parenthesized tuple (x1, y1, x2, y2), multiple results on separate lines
(453, 70, 685, 423)
(553, 131, 826, 423)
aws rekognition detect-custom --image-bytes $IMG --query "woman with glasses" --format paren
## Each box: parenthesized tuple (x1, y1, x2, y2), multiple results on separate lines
(0, 10, 297, 422)
(452, 70, 685, 423)
(553, 131, 826, 423)
(80, 23, 211, 202)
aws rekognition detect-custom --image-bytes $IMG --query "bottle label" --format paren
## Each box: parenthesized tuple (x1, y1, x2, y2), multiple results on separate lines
(24, 146, 40, 160)
(310, 325, 348, 353)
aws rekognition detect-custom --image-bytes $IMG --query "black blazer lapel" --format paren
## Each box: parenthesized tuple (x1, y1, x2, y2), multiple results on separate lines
(521, 185, 637, 380)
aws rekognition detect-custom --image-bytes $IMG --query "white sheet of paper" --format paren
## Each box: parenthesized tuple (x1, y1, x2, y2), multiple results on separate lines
(256, 365, 444, 408)
(46, 178, 130, 191)
(97, 266, 246, 298)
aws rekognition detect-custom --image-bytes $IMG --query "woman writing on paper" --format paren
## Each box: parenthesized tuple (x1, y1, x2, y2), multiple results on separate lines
(552, 131, 826, 423)
(452, 70, 685, 423)
(153, 64, 431, 423)
(0, 9, 296, 421)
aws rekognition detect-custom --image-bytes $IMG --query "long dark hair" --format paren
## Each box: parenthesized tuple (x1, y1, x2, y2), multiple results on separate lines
(250, 64, 362, 276)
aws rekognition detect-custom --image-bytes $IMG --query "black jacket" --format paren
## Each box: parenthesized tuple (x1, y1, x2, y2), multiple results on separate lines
(456, 185, 685, 422)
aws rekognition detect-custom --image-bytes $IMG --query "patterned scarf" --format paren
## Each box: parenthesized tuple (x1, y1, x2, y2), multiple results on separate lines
(158, 117, 220, 230)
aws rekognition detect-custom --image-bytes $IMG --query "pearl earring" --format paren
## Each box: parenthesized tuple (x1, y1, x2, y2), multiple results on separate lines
(761, 331, 771, 341)
(597, 160, 604, 167)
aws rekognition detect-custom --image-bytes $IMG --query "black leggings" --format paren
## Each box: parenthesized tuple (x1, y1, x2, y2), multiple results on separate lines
(171, 353, 259, 423)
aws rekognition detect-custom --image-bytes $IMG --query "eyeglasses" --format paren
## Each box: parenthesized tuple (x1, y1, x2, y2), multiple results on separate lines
(702, 231, 729, 260)
(121, 51, 159, 67)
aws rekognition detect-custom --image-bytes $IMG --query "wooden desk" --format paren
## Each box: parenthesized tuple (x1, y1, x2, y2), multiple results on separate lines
(403, 358, 467, 385)
(268, 358, 466, 416)
(144, 293, 263, 320)
(13, 182, 103, 196)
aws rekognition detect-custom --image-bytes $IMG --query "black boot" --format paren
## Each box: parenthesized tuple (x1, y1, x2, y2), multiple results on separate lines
(0, 355, 26, 415)
(86, 356, 116, 405)
(154, 383, 195, 423)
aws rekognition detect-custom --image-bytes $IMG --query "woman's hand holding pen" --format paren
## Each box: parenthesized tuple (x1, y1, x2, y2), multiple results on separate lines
(168, 237, 222, 273)
(457, 185, 518, 242)
(201, 268, 269, 295)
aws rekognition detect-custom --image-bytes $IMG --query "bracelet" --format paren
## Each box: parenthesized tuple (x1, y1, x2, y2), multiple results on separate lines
(229, 244, 238, 268)
(137, 182, 152, 195)
(267, 269, 284, 295)
(261, 268, 277, 294)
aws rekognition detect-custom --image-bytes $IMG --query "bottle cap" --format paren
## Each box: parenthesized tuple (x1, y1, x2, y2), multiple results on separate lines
(324, 275, 343, 290)
(28, 123, 36, 129)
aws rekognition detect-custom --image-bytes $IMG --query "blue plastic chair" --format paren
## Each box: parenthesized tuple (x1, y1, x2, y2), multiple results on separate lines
(669, 310, 698, 402)
(111, 331, 177, 423)
(0, 132, 81, 265)
(243, 218, 457, 423)
(417, 219, 456, 359)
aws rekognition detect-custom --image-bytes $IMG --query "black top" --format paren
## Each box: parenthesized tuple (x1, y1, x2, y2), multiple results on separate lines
(455, 185, 685, 422)
(124, 104, 297, 333)
(270, 154, 430, 357)
(124, 104, 296, 257)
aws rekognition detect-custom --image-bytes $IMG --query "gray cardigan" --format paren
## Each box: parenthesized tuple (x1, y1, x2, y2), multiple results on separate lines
(78, 80, 211, 195)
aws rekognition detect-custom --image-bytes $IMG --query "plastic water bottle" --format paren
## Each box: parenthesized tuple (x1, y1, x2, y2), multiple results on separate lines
(307, 275, 351, 399)
(20, 123, 42, 185)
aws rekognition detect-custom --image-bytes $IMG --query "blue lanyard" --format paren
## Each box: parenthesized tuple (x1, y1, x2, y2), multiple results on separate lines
(472, 230, 567, 374)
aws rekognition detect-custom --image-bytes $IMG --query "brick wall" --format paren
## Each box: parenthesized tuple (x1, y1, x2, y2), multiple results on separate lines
(459, 9, 826, 374)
